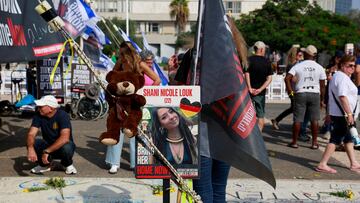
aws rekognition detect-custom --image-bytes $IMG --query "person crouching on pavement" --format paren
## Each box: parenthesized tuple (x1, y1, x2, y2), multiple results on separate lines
(26, 95, 77, 174)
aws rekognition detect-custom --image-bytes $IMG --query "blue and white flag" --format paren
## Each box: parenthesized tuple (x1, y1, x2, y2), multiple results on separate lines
(93, 53, 115, 72)
(141, 31, 151, 50)
(52, 0, 100, 38)
(83, 25, 111, 46)
(115, 26, 168, 85)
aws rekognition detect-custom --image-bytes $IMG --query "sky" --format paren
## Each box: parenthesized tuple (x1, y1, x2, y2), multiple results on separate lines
(353, 0, 360, 9)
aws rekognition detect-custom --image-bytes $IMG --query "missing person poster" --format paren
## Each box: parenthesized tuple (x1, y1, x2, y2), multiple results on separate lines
(135, 86, 201, 179)
(36, 58, 64, 102)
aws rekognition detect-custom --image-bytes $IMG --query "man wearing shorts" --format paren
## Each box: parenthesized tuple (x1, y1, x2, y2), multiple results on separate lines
(245, 41, 273, 132)
(285, 45, 326, 149)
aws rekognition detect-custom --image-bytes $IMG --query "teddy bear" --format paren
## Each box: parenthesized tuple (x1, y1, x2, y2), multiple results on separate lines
(99, 70, 146, 145)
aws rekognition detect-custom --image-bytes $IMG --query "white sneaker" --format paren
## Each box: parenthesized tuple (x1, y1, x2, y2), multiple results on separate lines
(30, 165, 51, 174)
(109, 165, 119, 174)
(65, 164, 77, 174)
(323, 131, 331, 140)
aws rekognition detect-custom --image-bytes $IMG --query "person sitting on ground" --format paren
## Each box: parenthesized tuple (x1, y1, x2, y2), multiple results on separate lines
(316, 55, 360, 174)
(26, 95, 77, 174)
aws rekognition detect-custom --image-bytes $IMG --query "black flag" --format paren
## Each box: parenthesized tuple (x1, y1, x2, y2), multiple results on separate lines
(196, 0, 276, 188)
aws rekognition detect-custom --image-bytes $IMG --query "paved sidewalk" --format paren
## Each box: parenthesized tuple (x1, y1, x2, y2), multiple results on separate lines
(0, 177, 359, 202)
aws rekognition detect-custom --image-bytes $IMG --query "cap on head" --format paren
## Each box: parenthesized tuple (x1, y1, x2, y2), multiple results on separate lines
(304, 45, 317, 56)
(335, 50, 344, 58)
(254, 41, 266, 49)
(34, 95, 59, 108)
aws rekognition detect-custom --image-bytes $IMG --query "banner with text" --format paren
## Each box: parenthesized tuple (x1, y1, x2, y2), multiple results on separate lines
(0, 0, 64, 63)
(36, 58, 64, 103)
(71, 63, 92, 92)
(135, 86, 201, 179)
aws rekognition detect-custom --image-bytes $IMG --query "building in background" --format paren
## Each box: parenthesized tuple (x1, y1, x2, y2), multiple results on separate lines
(335, 0, 360, 14)
(314, 0, 336, 12)
(92, 0, 342, 58)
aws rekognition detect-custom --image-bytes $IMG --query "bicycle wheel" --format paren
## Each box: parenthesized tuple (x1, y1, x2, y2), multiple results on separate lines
(98, 100, 109, 119)
(76, 97, 102, 120)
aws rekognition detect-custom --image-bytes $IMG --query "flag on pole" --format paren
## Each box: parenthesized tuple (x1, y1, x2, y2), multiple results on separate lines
(116, 27, 169, 85)
(195, 0, 276, 188)
(141, 31, 151, 50)
(83, 25, 111, 46)
(93, 53, 115, 72)
(52, 0, 100, 38)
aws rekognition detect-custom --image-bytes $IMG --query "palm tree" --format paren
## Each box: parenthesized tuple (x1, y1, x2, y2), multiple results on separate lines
(169, 0, 190, 33)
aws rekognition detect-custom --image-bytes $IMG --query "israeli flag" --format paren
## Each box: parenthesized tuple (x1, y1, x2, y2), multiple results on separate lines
(83, 25, 111, 46)
(93, 53, 115, 72)
(52, 0, 101, 38)
(115, 27, 168, 85)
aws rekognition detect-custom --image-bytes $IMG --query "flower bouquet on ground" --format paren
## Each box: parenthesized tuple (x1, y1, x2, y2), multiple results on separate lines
(320, 189, 355, 200)
(22, 177, 67, 200)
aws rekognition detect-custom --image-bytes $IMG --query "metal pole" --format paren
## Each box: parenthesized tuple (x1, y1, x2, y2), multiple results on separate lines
(163, 179, 170, 203)
(126, 0, 129, 35)
(192, 0, 204, 85)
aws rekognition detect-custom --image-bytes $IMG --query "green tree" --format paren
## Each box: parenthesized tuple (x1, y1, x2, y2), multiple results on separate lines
(169, 0, 190, 33)
(175, 22, 196, 49)
(236, 0, 360, 53)
(347, 9, 360, 28)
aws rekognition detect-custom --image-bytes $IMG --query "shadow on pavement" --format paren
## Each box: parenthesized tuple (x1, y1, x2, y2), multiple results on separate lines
(78, 184, 136, 202)
(0, 119, 28, 153)
(76, 136, 107, 170)
(11, 156, 32, 176)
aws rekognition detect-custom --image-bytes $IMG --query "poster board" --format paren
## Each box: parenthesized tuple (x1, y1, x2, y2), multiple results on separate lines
(36, 58, 64, 103)
(135, 86, 201, 179)
(71, 63, 92, 93)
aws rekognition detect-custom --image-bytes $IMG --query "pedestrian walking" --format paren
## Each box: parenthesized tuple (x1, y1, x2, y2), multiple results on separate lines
(316, 55, 360, 173)
(272, 45, 303, 130)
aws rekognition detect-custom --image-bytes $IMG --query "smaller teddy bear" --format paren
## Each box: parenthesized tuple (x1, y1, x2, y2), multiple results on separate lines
(99, 70, 146, 145)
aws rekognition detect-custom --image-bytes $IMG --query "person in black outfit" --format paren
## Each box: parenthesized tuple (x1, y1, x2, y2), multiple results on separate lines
(245, 41, 273, 131)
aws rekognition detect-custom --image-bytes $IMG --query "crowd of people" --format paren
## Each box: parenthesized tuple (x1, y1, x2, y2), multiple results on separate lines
(24, 32, 360, 202)
(263, 43, 360, 174)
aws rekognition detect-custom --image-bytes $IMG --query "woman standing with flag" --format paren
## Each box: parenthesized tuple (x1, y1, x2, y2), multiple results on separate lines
(114, 42, 161, 85)
(105, 42, 161, 174)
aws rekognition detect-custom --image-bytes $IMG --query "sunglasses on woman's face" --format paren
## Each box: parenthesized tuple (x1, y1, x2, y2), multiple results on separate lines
(346, 64, 356, 68)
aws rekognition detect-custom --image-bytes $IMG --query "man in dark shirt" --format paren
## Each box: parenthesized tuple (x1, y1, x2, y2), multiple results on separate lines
(245, 41, 273, 131)
(26, 95, 77, 174)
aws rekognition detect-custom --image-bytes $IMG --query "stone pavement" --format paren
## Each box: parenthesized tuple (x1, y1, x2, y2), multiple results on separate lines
(1, 103, 360, 202)
(0, 177, 359, 202)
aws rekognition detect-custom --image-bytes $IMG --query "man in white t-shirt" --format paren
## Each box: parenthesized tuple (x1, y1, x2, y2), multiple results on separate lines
(285, 45, 326, 149)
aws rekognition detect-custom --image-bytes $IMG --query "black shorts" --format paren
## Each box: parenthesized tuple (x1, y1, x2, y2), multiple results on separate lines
(329, 116, 353, 145)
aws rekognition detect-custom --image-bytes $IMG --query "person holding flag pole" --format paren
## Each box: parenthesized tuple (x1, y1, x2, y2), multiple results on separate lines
(175, 0, 276, 202)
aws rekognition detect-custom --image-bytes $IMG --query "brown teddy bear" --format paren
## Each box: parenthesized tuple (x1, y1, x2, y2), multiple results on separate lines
(99, 70, 146, 145)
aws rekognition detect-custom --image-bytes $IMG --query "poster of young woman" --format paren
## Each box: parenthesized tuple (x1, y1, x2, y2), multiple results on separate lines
(135, 86, 201, 179)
